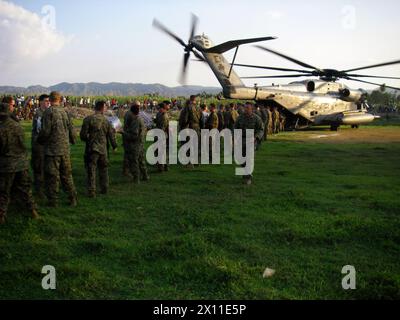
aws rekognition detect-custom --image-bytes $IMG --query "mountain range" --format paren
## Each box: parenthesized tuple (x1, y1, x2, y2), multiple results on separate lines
(0, 82, 221, 97)
(1, 82, 397, 97)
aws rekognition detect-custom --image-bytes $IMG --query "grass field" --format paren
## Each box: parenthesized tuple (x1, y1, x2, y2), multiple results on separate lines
(0, 119, 399, 299)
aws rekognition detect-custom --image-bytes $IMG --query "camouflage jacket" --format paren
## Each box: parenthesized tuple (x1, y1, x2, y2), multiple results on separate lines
(234, 113, 264, 142)
(179, 104, 201, 130)
(273, 110, 280, 123)
(267, 110, 273, 125)
(155, 111, 169, 133)
(37, 105, 76, 156)
(255, 109, 263, 121)
(259, 108, 268, 123)
(178, 106, 189, 129)
(122, 110, 132, 145)
(223, 109, 239, 130)
(205, 111, 219, 130)
(80, 113, 117, 155)
(0, 115, 29, 172)
(123, 113, 146, 145)
(217, 111, 225, 130)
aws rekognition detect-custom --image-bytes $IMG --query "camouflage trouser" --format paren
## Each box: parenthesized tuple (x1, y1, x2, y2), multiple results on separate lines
(126, 143, 148, 183)
(263, 122, 268, 141)
(274, 121, 280, 134)
(155, 136, 169, 171)
(267, 123, 273, 135)
(31, 144, 45, 195)
(280, 120, 286, 132)
(0, 170, 36, 219)
(240, 142, 253, 182)
(191, 126, 201, 164)
(44, 155, 77, 205)
(85, 152, 109, 195)
(123, 153, 130, 175)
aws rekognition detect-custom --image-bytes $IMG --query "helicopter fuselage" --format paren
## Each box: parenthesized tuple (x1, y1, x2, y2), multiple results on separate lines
(189, 34, 377, 129)
(222, 80, 375, 127)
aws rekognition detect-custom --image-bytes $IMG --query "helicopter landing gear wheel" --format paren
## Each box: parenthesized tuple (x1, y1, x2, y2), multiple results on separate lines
(330, 125, 339, 131)
(351, 125, 359, 129)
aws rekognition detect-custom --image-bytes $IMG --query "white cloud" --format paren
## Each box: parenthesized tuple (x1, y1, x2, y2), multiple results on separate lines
(0, 0, 70, 67)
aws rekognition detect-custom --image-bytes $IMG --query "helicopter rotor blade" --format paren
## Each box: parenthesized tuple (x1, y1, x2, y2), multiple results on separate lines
(342, 60, 400, 73)
(241, 74, 313, 79)
(233, 63, 312, 74)
(189, 13, 198, 41)
(346, 77, 400, 91)
(345, 74, 400, 80)
(180, 51, 191, 84)
(152, 19, 187, 47)
(255, 45, 320, 71)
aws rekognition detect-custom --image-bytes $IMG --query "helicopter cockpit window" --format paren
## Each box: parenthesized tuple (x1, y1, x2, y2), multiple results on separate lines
(310, 111, 318, 116)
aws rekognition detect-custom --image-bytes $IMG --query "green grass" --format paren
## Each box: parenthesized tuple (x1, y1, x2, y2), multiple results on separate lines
(0, 120, 399, 300)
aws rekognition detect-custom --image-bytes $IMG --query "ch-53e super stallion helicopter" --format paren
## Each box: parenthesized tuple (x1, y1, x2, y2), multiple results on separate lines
(153, 15, 400, 131)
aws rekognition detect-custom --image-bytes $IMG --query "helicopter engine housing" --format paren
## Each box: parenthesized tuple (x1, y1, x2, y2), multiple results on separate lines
(339, 88, 363, 102)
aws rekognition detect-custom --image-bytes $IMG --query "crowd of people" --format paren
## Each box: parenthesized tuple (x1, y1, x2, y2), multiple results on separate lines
(0, 92, 287, 224)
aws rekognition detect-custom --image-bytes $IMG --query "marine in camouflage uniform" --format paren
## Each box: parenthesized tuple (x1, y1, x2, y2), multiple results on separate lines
(234, 102, 264, 185)
(155, 102, 170, 172)
(0, 102, 39, 224)
(80, 101, 117, 197)
(258, 105, 268, 141)
(266, 106, 273, 135)
(31, 94, 50, 197)
(179, 95, 201, 166)
(123, 104, 149, 184)
(205, 105, 219, 130)
(224, 103, 240, 132)
(273, 107, 280, 134)
(122, 107, 133, 177)
(217, 105, 225, 131)
(37, 92, 77, 207)
(223, 105, 230, 129)
(179, 96, 201, 131)
(279, 112, 286, 132)
(205, 104, 219, 162)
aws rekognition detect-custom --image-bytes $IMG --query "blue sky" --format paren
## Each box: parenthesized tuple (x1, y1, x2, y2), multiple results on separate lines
(1, 0, 400, 90)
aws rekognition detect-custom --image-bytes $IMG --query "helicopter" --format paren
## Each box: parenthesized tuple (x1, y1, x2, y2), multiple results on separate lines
(153, 15, 400, 131)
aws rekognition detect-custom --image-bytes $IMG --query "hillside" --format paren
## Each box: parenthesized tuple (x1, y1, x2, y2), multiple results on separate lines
(0, 82, 221, 97)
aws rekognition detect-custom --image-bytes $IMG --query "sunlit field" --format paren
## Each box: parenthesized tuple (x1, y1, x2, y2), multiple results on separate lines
(0, 118, 399, 299)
